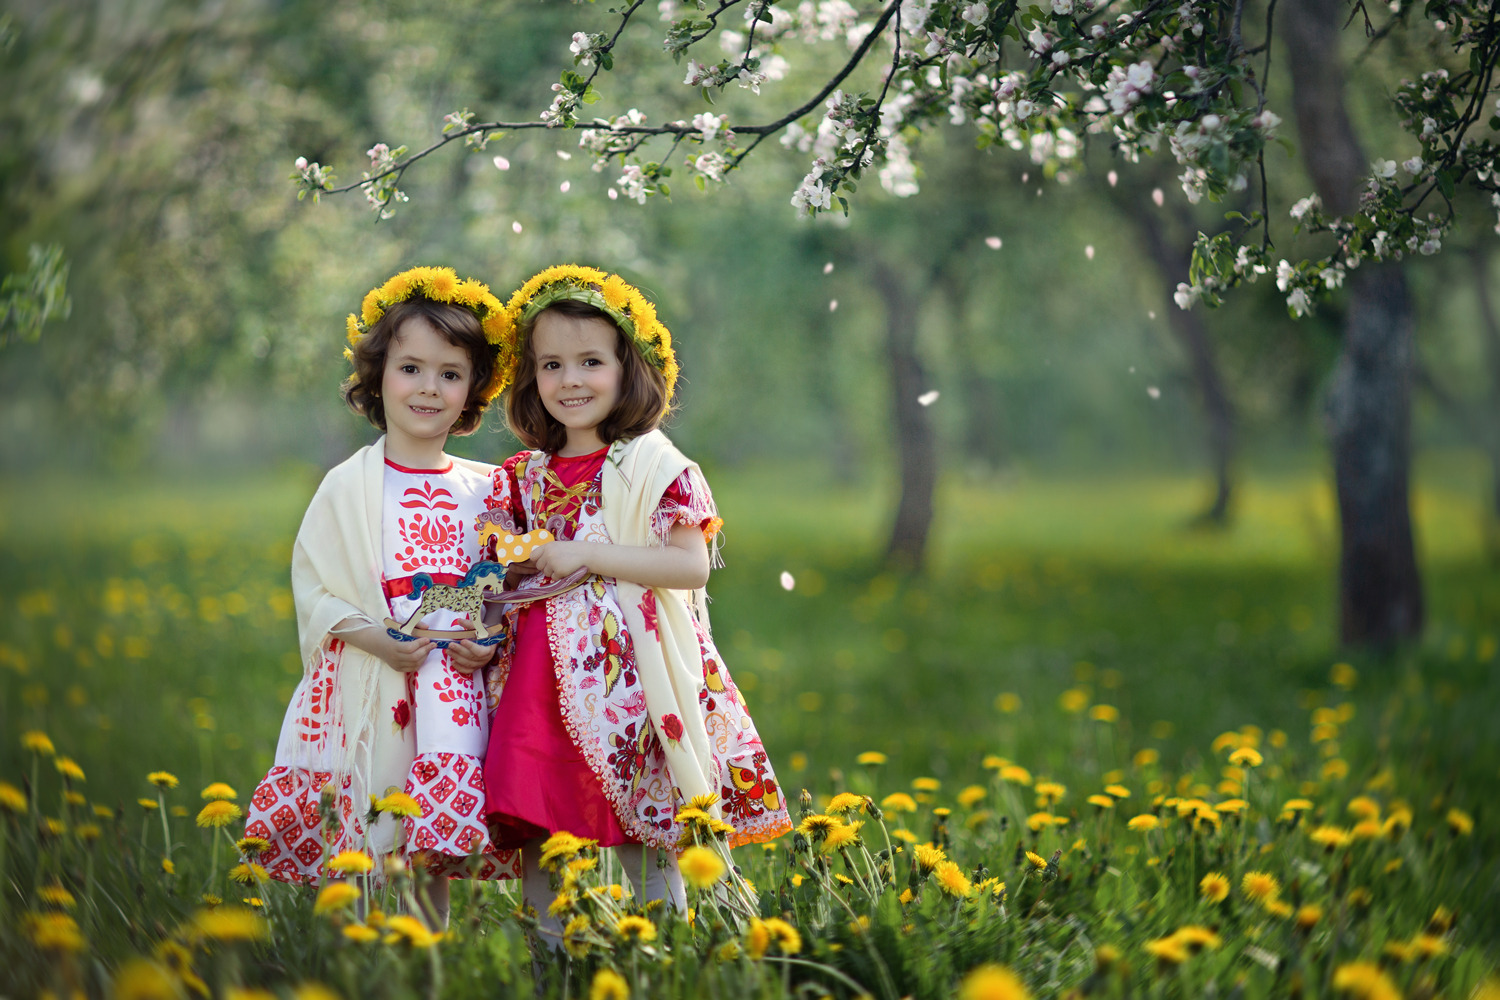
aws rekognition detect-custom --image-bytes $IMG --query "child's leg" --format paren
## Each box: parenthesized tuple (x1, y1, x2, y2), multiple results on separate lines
(521, 838, 564, 944)
(616, 844, 686, 911)
(417, 874, 451, 931)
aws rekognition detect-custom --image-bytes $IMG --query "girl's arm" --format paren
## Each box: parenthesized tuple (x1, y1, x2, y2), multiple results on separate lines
(530, 523, 710, 591)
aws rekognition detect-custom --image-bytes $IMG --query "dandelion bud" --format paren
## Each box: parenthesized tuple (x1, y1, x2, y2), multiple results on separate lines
(799, 788, 813, 812)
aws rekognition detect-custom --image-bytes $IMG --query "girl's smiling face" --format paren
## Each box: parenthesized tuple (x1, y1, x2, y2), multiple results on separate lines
(381, 315, 474, 460)
(531, 309, 623, 455)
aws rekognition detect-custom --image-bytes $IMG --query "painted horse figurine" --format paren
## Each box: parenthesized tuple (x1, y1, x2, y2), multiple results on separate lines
(388, 562, 507, 640)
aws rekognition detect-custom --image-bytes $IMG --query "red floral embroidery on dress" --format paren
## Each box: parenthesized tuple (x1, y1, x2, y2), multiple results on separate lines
(392, 699, 411, 730)
(659, 713, 683, 744)
(638, 590, 659, 638)
(400, 481, 458, 510)
(396, 511, 468, 573)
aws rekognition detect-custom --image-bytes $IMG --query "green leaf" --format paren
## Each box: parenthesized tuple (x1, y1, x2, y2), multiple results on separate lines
(695, 174, 706, 191)
(1436, 169, 1454, 199)
(658, 183, 670, 197)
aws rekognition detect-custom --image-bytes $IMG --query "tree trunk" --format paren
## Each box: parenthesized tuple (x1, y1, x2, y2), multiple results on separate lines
(1283, 0, 1424, 644)
(1470, 246, 1500, 524)
(874, 259, 937, 569)
(1131, 197, 1237, 523)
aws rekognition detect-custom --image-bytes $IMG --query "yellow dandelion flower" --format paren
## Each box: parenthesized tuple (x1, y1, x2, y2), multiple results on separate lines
(914, 842, 946, 872)
(160, 857, 175, 875)
(22, 731, 55, 756)
(1105, 784, 1131, 799)
(899, 887, 915, 905)
(112, 958, 179, 1000)
(1346, 795, 1380, 820)
(1145, 936, 1189, 964)
(193, 906, 269, 942)
(201, 782, 238, 801)
(1428, 906, 1454, 933)
(1410, 933, 1449, 958)
(1214, 799, 1248, 816)
(934, 860, 974, 898)
(1171, 925, 1222, 951)
(959, 963, 1032, 1000)
(1199, 872, 1230, 903)
(764, 916, 801, 954)
(328, 850, 374, 874)
(1347, 887, 1373, 907)
(228, 862, 269, 885)
(1241, 870, 1280, 903)
(342, 924, 379, 944)
(196, 800, 242, 828)
(1322, 758, 1350, 781)
(881, 792, 917, 813)
(1088, 794, 1115, 809)
(1295, 904, 1324, 929)
(38, 883, 76, 909)
(360, 289, 383, 327)
(1026, 811, 1055, 832)
(679, 845, 727, 888)
(28, 912, 84, 952)
(425, 267, 459, 300)
(237, 836, 271, 856)
(982, 754, 1008, 770)
(614, 914, 657, 944)
(313, 882, 361, 915)
(588, 968, 629, 1000)
(822, 820, 862, 853)
(1382, 940, 1415, 963)
(1134, 748, 1160, 767)
(1210, 731, 1242, 753)
(950, 785, 984, 808)
(933, 807, 952, 819)
(75, 823, 101, 842)
(1351, 818, 1382, 840)
(374, 792, 421, 818)
(857, 751, 888, 766)
(1332, 960, 1401, 1000)
(91, 803, 113, 818)
(826, 792, 864, 815)
(912, 777, 941, 792)
(202, 894, 222, 906)
(1025, 851, 1047, 871)
(1266, 899, 1294, 918)
(685, 793, 720, 811)
(1000, 765, 1033, 786)
(891, 828, 918, 844)
(0, 782, 27, 813)
(1034, 781, 1066, 805)
(1310, 825, 1354, 851)
(1089, 704, 1119, 723)
(383, 914, 442, 948)
(797, 814, 837, 839)
(599, 274, 632, 312)
(1127, 814, 1161, 832)
(1228, 747, 1263, 767)
(1282, 798, 1314, 813)
(147, 771, 178, 790)
(1447, 808, 1474, 836)
(55, 757, 85, 781)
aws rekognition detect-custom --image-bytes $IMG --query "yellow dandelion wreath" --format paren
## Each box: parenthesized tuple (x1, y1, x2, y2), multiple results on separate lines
(344, 265, 514, 404)
(498, 264, 678, 401)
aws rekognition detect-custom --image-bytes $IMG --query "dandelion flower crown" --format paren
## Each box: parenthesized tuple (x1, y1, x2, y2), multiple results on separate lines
(344, 265, 514, 403)
(500, 264, 677, 398)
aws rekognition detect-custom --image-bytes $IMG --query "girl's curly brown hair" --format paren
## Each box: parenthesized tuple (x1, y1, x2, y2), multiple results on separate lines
(342, 297, 498, 436)
(505, 299, 672, 454)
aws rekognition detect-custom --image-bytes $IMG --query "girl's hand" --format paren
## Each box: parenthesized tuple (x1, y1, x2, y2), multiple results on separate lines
(505, 559, 539, 588)
(532, 540, 593, 579)
(378, 633, 433, 673)
(447, 623, 496, 675)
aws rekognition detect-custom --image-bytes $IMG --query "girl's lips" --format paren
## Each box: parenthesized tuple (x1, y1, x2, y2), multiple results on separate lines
(559, 397, 593, 407)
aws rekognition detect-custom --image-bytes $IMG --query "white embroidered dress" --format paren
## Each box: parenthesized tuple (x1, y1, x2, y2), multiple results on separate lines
(245, 455, 517, 882)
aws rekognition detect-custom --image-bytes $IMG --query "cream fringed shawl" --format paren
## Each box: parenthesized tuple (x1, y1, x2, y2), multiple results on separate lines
(285, 436, 492, 854)
(601, 430, 722, 814)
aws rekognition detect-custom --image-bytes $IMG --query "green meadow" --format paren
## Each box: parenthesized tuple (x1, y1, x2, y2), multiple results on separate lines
(1, 458, 1497, 998)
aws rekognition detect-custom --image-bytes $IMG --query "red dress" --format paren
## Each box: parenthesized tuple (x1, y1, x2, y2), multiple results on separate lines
(484, 447, 631, 847)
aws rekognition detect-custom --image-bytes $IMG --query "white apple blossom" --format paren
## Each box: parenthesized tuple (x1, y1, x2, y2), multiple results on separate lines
(1287, 287, 1312, 317)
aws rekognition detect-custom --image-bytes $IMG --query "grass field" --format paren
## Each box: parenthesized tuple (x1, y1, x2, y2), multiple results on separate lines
(1, 456, 1497, 998)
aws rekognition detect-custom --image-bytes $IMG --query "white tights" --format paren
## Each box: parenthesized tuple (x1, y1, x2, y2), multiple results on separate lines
(521, 840, 685, 944)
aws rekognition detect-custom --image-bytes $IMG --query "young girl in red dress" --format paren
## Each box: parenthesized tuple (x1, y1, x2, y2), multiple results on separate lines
(478, 265, 791, 936)
(243, 267, 520, 928)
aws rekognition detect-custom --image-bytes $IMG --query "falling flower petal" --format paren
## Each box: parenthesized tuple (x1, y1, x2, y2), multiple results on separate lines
(560, 181, 571, 193)
(1152, 188, 1164, 206)
(1108, 170, 1118, 186)
(492, 155, 510, 170)
(1085, 245, 1095, 259)
(512, 221, 523, 233)
(823, 262, 834, 274)
(1147, 386, 1161, 399)
(780, 572, 795, 591)
(608, 188, 618, 200)
(918, 390, 940, 406)
(829, 300, 838, 311)
(985, 236, 1002, 249)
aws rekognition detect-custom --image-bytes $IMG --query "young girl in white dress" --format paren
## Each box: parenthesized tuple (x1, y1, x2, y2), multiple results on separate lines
(243, 267, 520, 927)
